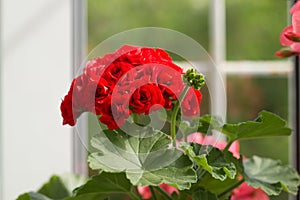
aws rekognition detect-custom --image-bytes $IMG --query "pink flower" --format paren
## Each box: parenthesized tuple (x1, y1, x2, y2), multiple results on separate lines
(137, 186, 152, 199)
(187, 133, 240, 159)
(231, 182, 269, 200)
(276, 2, 300, 57)
(137, 184, 178, 199)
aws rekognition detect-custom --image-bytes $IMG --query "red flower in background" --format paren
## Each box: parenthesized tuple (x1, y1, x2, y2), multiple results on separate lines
(187, 133, 240, 159)
(231, 182, 269, 200)
(137, 183, 179, 199)
(60, 45, 202, 129)
(276, 2, 300, 57)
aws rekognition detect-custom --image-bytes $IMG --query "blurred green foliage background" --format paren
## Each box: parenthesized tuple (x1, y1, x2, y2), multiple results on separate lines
(88, 0, 288, 60)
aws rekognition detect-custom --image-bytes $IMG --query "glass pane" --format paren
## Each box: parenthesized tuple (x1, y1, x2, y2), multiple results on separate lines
(227, 74, 290, 200)
(226, 0, 288, 60)
(88, 0, 210, 54)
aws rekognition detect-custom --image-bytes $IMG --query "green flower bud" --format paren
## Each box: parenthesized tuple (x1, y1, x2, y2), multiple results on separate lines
(183, 68, 205, 90)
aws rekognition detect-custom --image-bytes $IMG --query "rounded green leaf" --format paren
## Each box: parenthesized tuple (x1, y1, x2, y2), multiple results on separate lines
(244, 156, 300, 195)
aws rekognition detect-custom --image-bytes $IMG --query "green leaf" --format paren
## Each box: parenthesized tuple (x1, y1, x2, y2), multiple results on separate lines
(17, 192, 52, 200)
(37, 175, 69, 199)
(198, 173, 240, 195)
(88, 128, 197, 190)
(178, 115, 223, 138)
(197, 115, 223, 135)
(17, 174, 87, 200)
(67, 172, 133, 200)
(65, 194, 108, 200)
(221, 110, 291, 141)
(197, 151, 243, 195)
(126, 154, 196, 189)
(59, 173, 88, 194)
(244, 156, 300, 195)
(37, 173, 87, 199)
(192, 190, 218, 200)
(171, 191, 190, 200)
(180, 143, 237, 181)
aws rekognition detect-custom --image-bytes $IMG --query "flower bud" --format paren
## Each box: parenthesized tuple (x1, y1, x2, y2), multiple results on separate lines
(183, 68, 205, 90)
(284, 31, 300, 42)
(275, 48, 298, 58)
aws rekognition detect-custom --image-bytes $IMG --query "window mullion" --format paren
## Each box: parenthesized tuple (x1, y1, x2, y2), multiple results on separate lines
(72, 0, 88, 176)
(210, 0, 227, 124)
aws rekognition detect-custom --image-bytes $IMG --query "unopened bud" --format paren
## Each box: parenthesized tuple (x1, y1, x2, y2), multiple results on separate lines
(284, 31, 300, 42)
(183, 68, 205, 90)
(275, 48, 298, 58)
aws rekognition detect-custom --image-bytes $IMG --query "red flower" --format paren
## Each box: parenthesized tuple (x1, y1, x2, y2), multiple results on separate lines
(103, 62, 133, 85)
(98, 95, 130, 130)
(276, 2, 300, 57)
(71, 74, 101, 113)
(60, 93, 77, 126)
(157, 67, 184, 94)
(181, 88, 202, 116)
(60, 45, 202, 130)
(60, 78, 86, 126)
(130, 83, 165, 114)
(137, 184, 179, 199)
(231, 182, 269, 200)
(118, 47, 167, 65)
(94, 78, 111, 114)
(83, 57, 106, 82)
(160, 86, 177, 110)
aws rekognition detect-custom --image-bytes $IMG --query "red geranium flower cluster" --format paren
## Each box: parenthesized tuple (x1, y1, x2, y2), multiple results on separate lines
(60, 45, 202, 130)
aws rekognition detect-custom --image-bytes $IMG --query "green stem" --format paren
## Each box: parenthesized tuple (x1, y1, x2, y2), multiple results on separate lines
(155, 186, 173, 200)
(171, 85, 190, 147)
(197, 168, 207, 180)
(217, 178, 245, 198)
(128, 191, 141, 200)
(132, 113, 138, 123)
(171, 101, 180, 146)
(184, 132, 188, 143)
(149, 186, 158, 200)
(224, 140, 234, 152)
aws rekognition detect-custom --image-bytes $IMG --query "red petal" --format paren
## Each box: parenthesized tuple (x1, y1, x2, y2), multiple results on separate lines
(290, 2, 300, 14)
(293, 11, 300, 34)
(280, 26, 293, 46)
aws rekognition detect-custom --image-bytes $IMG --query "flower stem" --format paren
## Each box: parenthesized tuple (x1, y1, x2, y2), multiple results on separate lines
(197, 168, 207, 180)
(217, 178, 245, 198)
(155, 187, 173, 200)
(171, 85, 190, 147)
(128, 191, 141, 200)
(224, 140, 234, 152)
(149, 186, 158, 200)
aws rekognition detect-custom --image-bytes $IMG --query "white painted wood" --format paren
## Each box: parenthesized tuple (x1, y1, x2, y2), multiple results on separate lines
(210, 0, 227, 123)
(1, 0, 72, 199)
(177, 60, 292, 75)
(72, 0, 88, 176)
(222, 61, 292, 75)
